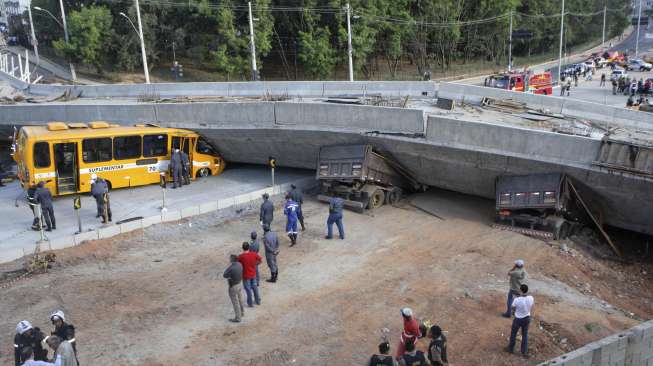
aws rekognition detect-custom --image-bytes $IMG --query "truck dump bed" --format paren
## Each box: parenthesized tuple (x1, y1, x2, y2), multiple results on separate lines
(495, 173, 565, 211)
(317, 144, 411, 189)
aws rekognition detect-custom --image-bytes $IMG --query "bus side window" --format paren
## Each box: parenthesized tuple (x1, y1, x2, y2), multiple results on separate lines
(82, 138, 112, 163)
(114, 135, 142, 160)
(143, 134, 168, 157)
(33, 141, 51, 168)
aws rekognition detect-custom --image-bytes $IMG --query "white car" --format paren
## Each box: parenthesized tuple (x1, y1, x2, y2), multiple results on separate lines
(627, 59, 653, 71)
(611, 69, 628, 80)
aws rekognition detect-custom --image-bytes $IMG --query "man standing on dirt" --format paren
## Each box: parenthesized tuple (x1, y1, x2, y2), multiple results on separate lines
(263, 224, 280, 283)
(14, 320, 48, 366)
(290, 184, 306, 231)
(238, 242, 262, 307)
(49, 310, 78, 361)
(223, 254, 245, 323)
(398, 340, 427, 366)
(367, 342, 397, 366)
(45, 335, 77, 366)
(396, 308, 421, 360)
(260, 193, 274, 228)
(427, 325, 448, 366)
(502, 259, 527, 318)
(506, 284, 534, 358)
(284, 194, 300, 246)
(325, 196, 345, 240)
(249, 231, 261, 286)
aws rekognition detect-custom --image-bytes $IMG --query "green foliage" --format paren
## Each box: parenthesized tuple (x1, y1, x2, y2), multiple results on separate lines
(299, 26, 337, 78)
(52, 6, 112, 72)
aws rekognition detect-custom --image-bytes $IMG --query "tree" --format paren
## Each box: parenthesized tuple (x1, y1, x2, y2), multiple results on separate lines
(298, 26, 337, 78)
(52, 6, 112, 73)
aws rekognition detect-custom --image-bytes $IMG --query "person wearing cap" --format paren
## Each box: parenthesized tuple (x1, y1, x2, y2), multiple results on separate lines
(263, 224, 279, 283)
(14, 320, 48, 366)
(502, 260, 528, 318)
(90, 174, 112, 223)
(506, 284, 534, 358)
(45, 335, 77, 366)
(283, 193, 300, 246)
(427, 325, 448, 366)
(223, 253, 244, 323)
(396, 308, 421, 360)
(249, 231, 261, 286)
(35, 181, 55, 231)
(398, 339, 427, 366)
(170, 148, 183, 189)
(260, 193, 274, 228)
(49, 310, 77, 359)
(289, 184, 306, 231)
(368, 341, 398, 366)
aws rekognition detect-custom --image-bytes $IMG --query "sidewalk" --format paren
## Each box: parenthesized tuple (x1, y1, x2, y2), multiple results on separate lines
(0, 165, 314, 263)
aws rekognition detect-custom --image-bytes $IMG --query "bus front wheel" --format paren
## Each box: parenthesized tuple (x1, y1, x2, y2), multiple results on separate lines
(198, 168, 210, 178)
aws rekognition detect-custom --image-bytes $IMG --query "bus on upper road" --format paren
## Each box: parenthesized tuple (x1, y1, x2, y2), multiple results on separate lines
(12, 122, 225, 196)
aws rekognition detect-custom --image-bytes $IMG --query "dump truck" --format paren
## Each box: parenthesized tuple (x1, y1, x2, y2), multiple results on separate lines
(493, 173, 621, 257)
(316, 144, 422, 212)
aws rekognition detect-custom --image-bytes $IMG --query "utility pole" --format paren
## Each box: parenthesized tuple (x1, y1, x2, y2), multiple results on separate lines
(345, 2, 353, 82)
(508, 10, 513, 71)
(557, 0, 565, 84)
(602, 4, 607, 49)
(248, 1, 258, 81)
(135, 0, 150, 84)
(26, 5, 39, 65)
(58, 0, 76, 81)
(636, 0, 642, 56)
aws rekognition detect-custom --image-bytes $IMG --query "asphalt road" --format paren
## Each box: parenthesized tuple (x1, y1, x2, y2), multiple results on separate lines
(610, 23, 653, 54)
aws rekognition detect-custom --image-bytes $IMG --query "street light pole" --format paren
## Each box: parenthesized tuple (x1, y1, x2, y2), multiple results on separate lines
(134, 0, 150, 84)
(557, 0, 565, 83)
(636, 0, 642, 56)
(248, 1, 258, 81)
(120, 10, 150, 84)
(345, 2, 353, 82)
(26, 5, 39, 65)
(602, 4, 607, 49)
(508, 10, 513, 71)
(57, 0, 76, 81)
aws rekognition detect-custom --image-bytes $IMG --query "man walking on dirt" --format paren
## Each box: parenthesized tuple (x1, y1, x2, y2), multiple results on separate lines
(238, 242, 262, 307)
(502, 259, 527, 318)
(325, 196, 345, 240)
(223, 254, 245, 323)
(290, 184, 306, 231)
(284, 194, 300, 246)
(396, 308, 421, 360)
(260, 193, 274, 228)
(263, 224, 280, 283)
(506, 284, 534, 358)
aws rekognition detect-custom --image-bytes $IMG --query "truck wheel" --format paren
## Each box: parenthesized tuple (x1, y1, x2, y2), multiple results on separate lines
(368, 189, 385, 209)
(386, 189, 401, 205)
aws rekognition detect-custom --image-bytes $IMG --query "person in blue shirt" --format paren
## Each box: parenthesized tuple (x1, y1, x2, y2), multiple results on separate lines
(283, 194, 300, 246)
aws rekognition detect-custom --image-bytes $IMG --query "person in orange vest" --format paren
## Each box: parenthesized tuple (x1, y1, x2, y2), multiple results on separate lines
(396, 308, 421, 360)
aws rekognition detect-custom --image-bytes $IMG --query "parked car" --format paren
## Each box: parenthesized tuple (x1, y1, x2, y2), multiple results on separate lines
(627, 59, 653, 71)
(594, 57, 608, 68)
(611, 68, 628, 80)
(583, 60, 596, 72)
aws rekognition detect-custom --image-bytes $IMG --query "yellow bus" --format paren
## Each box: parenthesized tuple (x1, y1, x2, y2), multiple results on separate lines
(12, 121, 225, 196)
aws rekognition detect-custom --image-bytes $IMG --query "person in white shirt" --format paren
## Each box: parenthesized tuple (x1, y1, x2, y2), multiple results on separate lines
(20, 346, 61, 366)
(506, 284, 534, 358)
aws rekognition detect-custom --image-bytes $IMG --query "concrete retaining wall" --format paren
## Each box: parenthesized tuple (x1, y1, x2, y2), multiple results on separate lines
(19, 80, 437, 98)
(31, 176, 317, 263)
(539, 319, 653, 366)
(438, 82, 653, 131)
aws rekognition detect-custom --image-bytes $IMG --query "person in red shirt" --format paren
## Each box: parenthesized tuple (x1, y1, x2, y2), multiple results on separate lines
(238, 242, 262, 307)
(396, 307, 421, 360)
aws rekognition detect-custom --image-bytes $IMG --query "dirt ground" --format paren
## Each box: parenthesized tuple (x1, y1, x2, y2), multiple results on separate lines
(1, 190, 651, 366)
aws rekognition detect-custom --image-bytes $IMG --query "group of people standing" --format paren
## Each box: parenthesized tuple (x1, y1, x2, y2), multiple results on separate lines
(170, 148, 191, 189)
(14, 310, 78, 366)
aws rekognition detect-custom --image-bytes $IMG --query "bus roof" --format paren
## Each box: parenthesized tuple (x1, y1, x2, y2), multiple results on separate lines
(20, 123, 196, 141)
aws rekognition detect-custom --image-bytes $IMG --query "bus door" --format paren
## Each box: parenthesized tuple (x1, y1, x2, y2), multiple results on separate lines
(171, 135, 194, 176)
(53, 142, 78, 194)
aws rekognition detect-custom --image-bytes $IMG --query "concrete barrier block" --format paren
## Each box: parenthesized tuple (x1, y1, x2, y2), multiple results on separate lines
(181, 205, 200, 218)
(98, 225, 121, 239)
(48, 235, 75, 251)
(74, 230, 99, 245)
(141, 215, 161, 228)
(120, 219, 143, 234)
(217, 197, 235, 209)
(199, 201, 218, 214)
(162, 210, 182, 222)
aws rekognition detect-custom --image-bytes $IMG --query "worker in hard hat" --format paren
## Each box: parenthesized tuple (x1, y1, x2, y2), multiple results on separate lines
(90, 174, 112, 223)
(396, 308, 421, 360)
(49, 310, 77, 359)
(284, 193, 300, 246)
(502, 259, 528, 318)
(14, 320, 48, 366)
